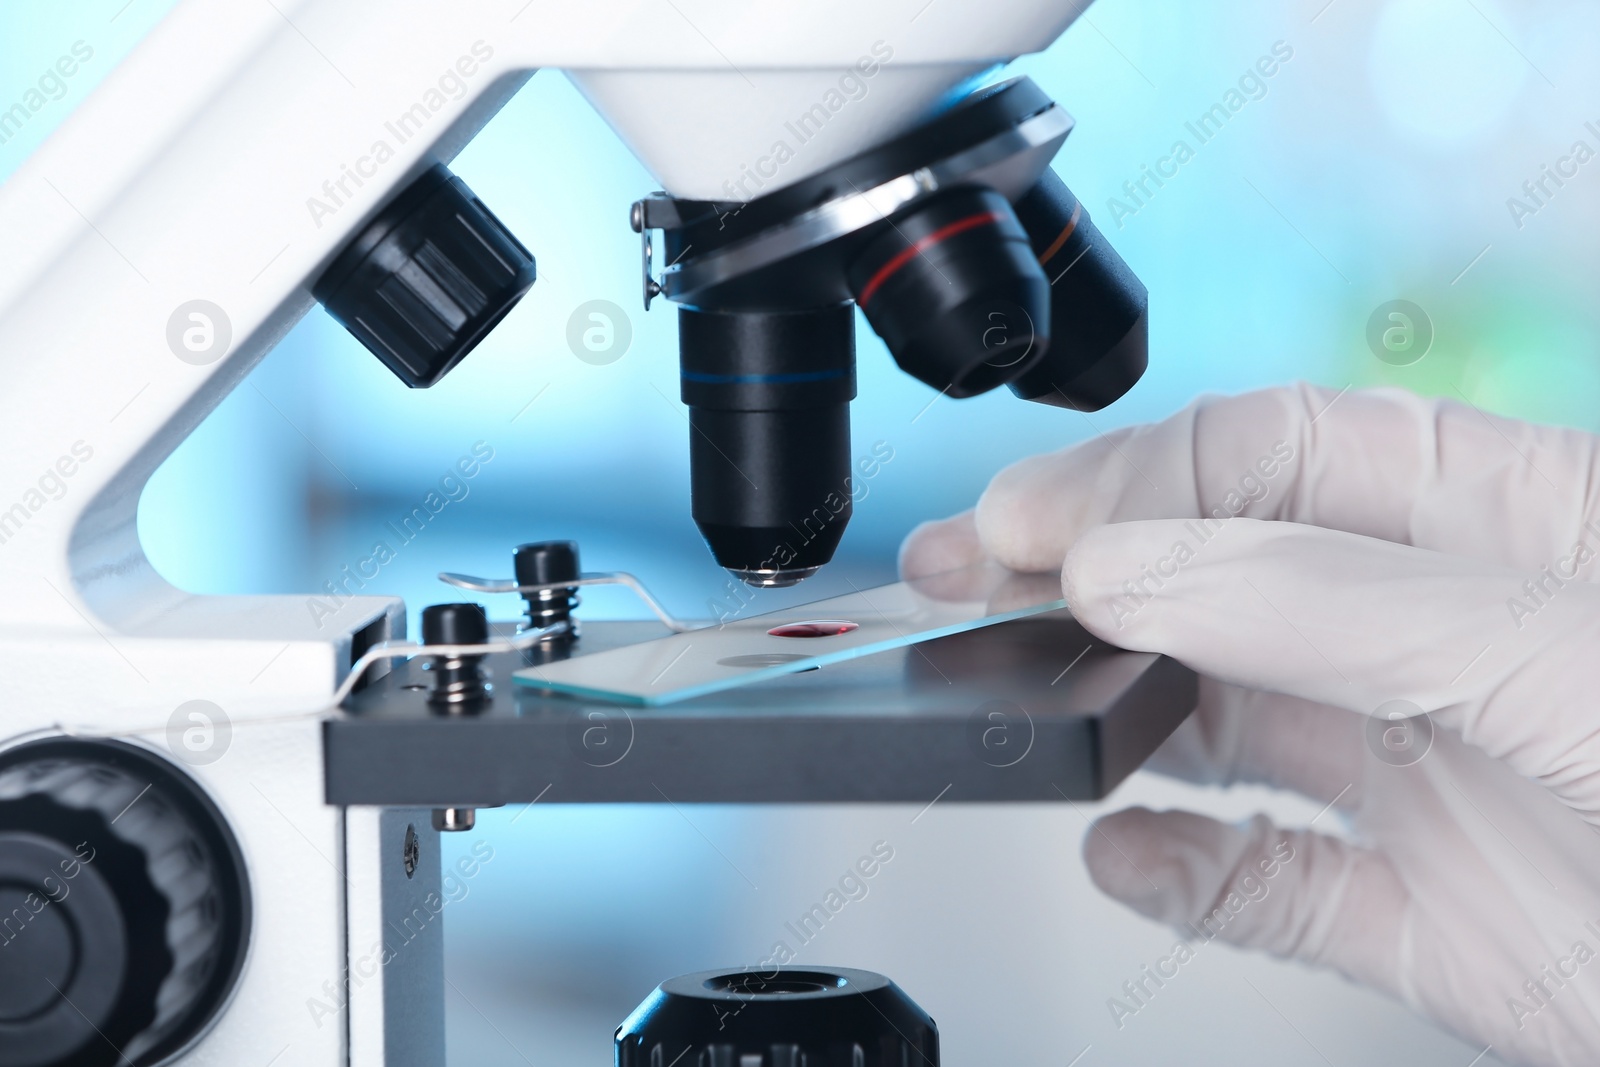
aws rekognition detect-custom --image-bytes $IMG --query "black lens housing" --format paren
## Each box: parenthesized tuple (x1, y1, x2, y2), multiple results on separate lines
(680, 305, 856, 586)
(848, 188, 1049, 398)
(1008, 170, 1148, 411)
(634, 78, 1148, 585)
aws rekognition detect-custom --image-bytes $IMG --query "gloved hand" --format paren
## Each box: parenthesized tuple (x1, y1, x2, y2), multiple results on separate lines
(900, 383, 1600, 1066)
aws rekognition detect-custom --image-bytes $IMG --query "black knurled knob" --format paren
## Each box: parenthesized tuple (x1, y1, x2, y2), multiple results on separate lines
(512, 541, 579, 588)
(512, 541, 581, 636)
(313, 163, 537, 388)
(616, 967, 939, 1067)
(420, 603, 493, 710)
(0, 740, 250, 1067)
(420, 602, 490, 647)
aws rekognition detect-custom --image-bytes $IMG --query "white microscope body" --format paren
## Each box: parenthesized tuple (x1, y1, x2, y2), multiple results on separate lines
(0, 2, 1093, 1063)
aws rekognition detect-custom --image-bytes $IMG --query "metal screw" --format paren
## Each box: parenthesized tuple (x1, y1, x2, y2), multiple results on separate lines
(403, 823, 419, 877)
(420, 603, 493, 710)
(513, 541, 581, 641)
(432, 807, 475, 833)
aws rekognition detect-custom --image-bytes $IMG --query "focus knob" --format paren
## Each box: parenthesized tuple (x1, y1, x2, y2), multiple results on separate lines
(616, 967, 939, 1067)
(314, 163, 537, 388)
(0, 740, 250, 1067)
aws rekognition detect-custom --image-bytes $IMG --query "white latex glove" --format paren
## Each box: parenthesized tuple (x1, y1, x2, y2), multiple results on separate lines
(901, 383, 1600, 1066)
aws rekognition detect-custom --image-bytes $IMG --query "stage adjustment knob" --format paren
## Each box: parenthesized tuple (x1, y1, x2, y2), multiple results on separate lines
(314, 163, 537, 388)
(0, 740, 250, 1067)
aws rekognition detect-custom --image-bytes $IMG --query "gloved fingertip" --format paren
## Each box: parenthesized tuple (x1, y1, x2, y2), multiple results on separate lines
(1084, 808, 1276, 929)
(1062, 524, 1137, 639)
(975, 452, 1080, 573)
(1081, 807, 1174, 916)
(897, 511, 982, 579)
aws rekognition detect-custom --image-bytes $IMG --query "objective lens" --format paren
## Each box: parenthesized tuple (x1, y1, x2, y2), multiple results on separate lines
(1007, 169, 1148, 411)
(679, 305, 857, 587)
(847, 187, 1050, 398)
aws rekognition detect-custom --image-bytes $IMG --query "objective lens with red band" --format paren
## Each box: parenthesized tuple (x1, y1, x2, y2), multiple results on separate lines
(855, 210, 1006, 307)
(1005, 170, 1149, 412)
(846, 188, 1050, 399)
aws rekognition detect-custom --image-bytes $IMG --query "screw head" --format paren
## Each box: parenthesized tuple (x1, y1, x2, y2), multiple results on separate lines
(403, 823, 419, 879)
(432, 807, 476, 833)
(420, 603, 489, 647)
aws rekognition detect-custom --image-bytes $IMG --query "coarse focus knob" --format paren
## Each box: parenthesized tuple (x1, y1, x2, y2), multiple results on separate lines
(313, 163, 537, 388)
(0, 740, 250, 1067)
(615, 967, 939, 1067)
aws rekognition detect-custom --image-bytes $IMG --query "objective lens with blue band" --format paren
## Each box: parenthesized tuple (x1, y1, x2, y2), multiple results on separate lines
(678, 304, 858, 586)
(680, 368, 848, 386)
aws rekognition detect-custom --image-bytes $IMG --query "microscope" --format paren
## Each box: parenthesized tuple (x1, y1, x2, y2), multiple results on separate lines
(0, 2, 1191, 1063)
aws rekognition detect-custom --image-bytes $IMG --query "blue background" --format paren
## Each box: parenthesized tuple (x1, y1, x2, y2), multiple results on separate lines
(5, 1, 1598, 1063)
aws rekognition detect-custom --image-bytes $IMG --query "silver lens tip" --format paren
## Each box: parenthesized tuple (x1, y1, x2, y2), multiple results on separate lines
(728, 566, 820, 589)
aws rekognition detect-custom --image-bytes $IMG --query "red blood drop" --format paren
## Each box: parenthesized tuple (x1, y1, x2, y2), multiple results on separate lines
(767, 619, 860, 638)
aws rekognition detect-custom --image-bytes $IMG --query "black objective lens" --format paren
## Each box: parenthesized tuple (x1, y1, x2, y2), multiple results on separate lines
(1007, 169, 1148, 411)
(680, 305, 856, 588)
(847, 187, 1050, 398)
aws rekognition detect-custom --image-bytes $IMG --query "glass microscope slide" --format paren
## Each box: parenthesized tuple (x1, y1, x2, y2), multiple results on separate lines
(512, 562, 1066, 706)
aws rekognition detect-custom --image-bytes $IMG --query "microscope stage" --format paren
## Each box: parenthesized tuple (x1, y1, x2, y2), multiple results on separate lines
(325, 611, 1195, 806)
